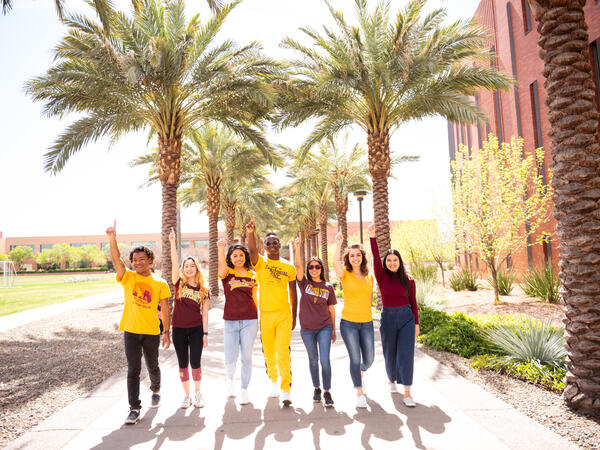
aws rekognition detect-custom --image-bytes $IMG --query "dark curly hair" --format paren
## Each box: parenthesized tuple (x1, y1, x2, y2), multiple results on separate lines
(226, 244, 252, 271)
(306, 257, 325, 282)
(129, 246, 154, 263)
(343, 244, 369, 276)
(383, 249, 410, 296)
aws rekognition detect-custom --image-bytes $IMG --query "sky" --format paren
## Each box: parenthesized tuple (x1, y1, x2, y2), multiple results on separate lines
(0, 0, 482, 238)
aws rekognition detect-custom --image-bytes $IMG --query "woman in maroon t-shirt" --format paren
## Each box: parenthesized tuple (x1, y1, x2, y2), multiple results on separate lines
(293, 236, 337, 407)
(217, 238, 258, 405)
(169, 229, 210, 409)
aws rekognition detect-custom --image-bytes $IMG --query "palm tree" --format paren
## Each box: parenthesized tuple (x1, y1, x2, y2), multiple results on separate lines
(236, 178, 278, 247)
(176, 125, 277, 295)
(527, 0, 600, 416)
(26, 0, 281, 296)
(278, 0, 512, 252)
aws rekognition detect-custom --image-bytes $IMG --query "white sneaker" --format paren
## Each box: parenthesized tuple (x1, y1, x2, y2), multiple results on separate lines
(403, 396, 416, 407)
(357, 394, 367, 409)
(389, 383, 398, 393)
(240, 389, 249, 405)
(227, 379, 236, 398)
(194, 391, 204, 408)
(281, 391, 292, 406)
(181, 395, 192, 409)
(269, 381, 279, 398)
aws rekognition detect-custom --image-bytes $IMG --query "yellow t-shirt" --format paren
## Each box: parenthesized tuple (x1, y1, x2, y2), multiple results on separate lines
(118, 269, 171, 335)
(340, 270, 374, 323)
(254, 255, 296, 312)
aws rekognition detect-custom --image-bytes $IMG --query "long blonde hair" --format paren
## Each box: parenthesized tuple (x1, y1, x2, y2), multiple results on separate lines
(180, 256, 209, 302)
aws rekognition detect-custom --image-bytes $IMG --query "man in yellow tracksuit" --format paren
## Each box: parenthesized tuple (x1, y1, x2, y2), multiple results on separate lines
(247, 217, 297, 406)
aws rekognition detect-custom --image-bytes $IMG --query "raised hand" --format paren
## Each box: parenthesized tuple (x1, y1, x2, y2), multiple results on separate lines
(294, 236, 301, 248)
(246, 216, 256, 234)
(105, 220, 117, 238)
(335, 231, 343, 244)
(217, 238, 225, 250)
(367, 223, 376, 238)
(169, 227, 176, 244)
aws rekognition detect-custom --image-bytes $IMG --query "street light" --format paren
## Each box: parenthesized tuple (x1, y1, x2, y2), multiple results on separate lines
(353, 190, 368, 244)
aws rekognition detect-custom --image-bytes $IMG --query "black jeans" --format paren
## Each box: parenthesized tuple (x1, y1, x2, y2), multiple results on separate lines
(172, 325, 204, 369)
(124, 331, 160, 410)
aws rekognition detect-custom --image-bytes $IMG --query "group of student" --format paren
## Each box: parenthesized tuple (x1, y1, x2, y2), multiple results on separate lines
(106, 217, 419, 425)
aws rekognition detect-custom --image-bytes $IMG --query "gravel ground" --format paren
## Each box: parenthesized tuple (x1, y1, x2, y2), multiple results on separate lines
(419, 345, 600, 450)
(0, 297, 126, 447)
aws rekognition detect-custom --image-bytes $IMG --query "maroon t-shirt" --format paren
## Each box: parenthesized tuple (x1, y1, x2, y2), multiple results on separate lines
(221, 268, 258, 321)
(298, 276, 337, 330)
(172, 280, 207, 328)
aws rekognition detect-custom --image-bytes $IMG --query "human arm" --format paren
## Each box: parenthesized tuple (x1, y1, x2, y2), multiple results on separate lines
(105, 220, 125, 280)
(368, 223, 384, 281)
(409, 278, 420, 330)
(217, 238, 228, 278)
(202, 295, 209, 347)
(329, 305, 337, 343)
(289, 280, 298, 330)
(169, 228, 180, 285)
(246, 216, 259, 266)
(160, 297, 171, 349)
(333, 231, 344, 278)
(293, 236, 303, 281)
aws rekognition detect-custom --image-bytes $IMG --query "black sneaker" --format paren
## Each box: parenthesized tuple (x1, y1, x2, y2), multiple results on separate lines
(313, 387, 322, 403)
(150, 393, 161, 408)
(124, 409, 140, 424)
(323, 391, 334, 407)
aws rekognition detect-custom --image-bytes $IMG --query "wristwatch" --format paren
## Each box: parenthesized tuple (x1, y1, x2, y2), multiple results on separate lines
(203, 332, 208, 335)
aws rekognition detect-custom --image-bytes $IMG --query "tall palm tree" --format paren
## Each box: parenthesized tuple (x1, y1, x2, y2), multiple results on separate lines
(278, 0, 512, 252)
(26, 0, 281, 296)
(236, 178, 278, 247)
(528, 0, 600, 416)
(177, 126, 276, 295)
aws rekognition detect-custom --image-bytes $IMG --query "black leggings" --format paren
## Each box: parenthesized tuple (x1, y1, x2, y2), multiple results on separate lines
(172, 325, 203, 369)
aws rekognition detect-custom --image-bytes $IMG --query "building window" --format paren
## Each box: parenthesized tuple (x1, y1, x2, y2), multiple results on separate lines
(521, 0, 532, 33)
(542, 233, 552, 264)
(491, 46, 503, 142)
(194, 240, 209, 248)
(70, 243, 95, 248)
(131, 241, 157, 248)
(529, 80, 548, 184)
(101, 242, 109, 250)
(41, 244, 53, 251)
(9, 244, 35, 253)
(506, 253, 513, 270)
(181, 240, 191, 249)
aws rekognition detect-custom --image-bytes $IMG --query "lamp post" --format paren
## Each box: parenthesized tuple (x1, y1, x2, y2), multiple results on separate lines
(353, 190, 368, 244)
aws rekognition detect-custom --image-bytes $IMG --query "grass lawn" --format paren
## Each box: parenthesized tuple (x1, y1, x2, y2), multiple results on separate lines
(0, 273, 120, 316)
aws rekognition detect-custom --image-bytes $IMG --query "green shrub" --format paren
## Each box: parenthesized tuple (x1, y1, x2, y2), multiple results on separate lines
(415, 279, 444, 310)
(471, 355, 565, 391)
(483, 315, 566, 368)
(520, 265, 560, 303)
(449, 267, 479, 291)
(410, 262, 438, 283)
(489, 269, 515, 296)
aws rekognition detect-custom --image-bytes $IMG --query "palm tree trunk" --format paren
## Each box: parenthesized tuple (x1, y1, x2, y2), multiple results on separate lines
(239, 211, 247, 248)
(300, 230, 306, 267)
(319, 203, 330, 281)
(207, 185, 220, 297)
(368, 130, 391, 252)
(529, 0, 600, 415)
(223, 200, 236, 247)
(334, 188, 349, 250)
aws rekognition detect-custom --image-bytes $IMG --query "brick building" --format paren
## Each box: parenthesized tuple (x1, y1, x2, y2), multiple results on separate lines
(448, 0, 600, 274)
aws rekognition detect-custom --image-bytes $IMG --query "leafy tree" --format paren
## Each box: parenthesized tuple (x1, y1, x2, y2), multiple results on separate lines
(278, 0, 512, 253)
(527, 0, 600, 415)
(0, 253, 9, 261)
(26, 0, 281, 297)
(77, 245, 107, 268)
(451, 135, 553, 302)
(9, 246, 34, 269)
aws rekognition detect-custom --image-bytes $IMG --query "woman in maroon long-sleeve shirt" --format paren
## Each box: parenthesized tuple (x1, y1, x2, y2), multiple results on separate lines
(368, 223, 419, 407)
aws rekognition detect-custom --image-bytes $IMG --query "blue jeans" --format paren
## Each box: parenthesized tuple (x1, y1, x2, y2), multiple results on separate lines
(300, 325, 333, 390)
(224, 319, 258, 389)
(340, 319, 374, 388)
(380, 306, 415, 386)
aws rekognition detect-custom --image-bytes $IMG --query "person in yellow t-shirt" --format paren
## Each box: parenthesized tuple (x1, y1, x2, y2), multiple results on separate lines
(246, 217, 297, 406)
(106, 220, 171, 425)
(334, 231, 374, 410)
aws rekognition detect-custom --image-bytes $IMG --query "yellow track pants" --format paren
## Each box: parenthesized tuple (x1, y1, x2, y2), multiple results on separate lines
(260, 309, 292, 392)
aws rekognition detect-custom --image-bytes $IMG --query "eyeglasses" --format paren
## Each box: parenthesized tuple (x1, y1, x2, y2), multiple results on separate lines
(265, 240, 280, 246)
(308, 264, 322, 270)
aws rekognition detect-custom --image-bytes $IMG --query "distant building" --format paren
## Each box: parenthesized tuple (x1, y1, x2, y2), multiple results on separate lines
(447, 0, 600, 273)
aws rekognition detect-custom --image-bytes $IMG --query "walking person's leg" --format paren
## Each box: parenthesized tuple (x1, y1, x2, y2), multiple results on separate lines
(239, 319, 259, 389)
(358, 321, 375, 382)
(172, 327, 192, 407)
(260, 312, 279, 396)
(300, 328, 321, 401)
(317, 325, 333, 392)
(189, 325, 204, 407)
(141, 333, 161, 407)
(340, 319, 366, 407)
(275, 311, 293, 404)
(380, 308, 399, 387)
(124, 332, 143, 411)
(396, 308, 416, 405)
(224, 320, 240, 396)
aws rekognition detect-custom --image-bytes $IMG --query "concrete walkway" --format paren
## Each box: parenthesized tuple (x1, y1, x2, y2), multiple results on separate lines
(6, 300, 577, 450)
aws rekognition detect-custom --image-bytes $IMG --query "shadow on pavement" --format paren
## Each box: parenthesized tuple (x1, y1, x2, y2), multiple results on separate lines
(352, 397, 403, 450)
(391, 394, 451, 449)
(214, 397, 262, 449)
(89, 408, 161, 449)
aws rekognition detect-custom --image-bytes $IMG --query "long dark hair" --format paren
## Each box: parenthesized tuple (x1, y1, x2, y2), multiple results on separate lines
(226, 244, 252, 271)
(343, 244, 369, 276)
(306, 257, 325, 282)
(383, 249, 410, 296)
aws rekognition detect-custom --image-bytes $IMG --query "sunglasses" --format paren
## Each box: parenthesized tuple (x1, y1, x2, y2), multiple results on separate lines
(308, 264, 322, 270)
(265, 240, 280, 246)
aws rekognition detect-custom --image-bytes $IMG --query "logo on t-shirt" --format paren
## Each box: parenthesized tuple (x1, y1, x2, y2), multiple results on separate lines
(228, 277, 256, 291)
(265, 264, 290, 281)
(132, 282, 153, 308)
(180, 284, 206, 305)
(305, 284, 330, 303)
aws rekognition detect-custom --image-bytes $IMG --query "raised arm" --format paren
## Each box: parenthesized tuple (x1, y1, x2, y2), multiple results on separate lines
(333, 231, 345, 278)
(293, 236, 303, 281)
(106, 220, 125, 280)
(289, 279, 298, 330)
(168, 228, 180, 285)
(368, 223, 384, 281)
(217, 238, 228, 278)
(246, 216, 259, 266)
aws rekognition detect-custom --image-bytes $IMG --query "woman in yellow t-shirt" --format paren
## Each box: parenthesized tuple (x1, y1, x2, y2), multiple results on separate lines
(333, 231, 374, 409)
